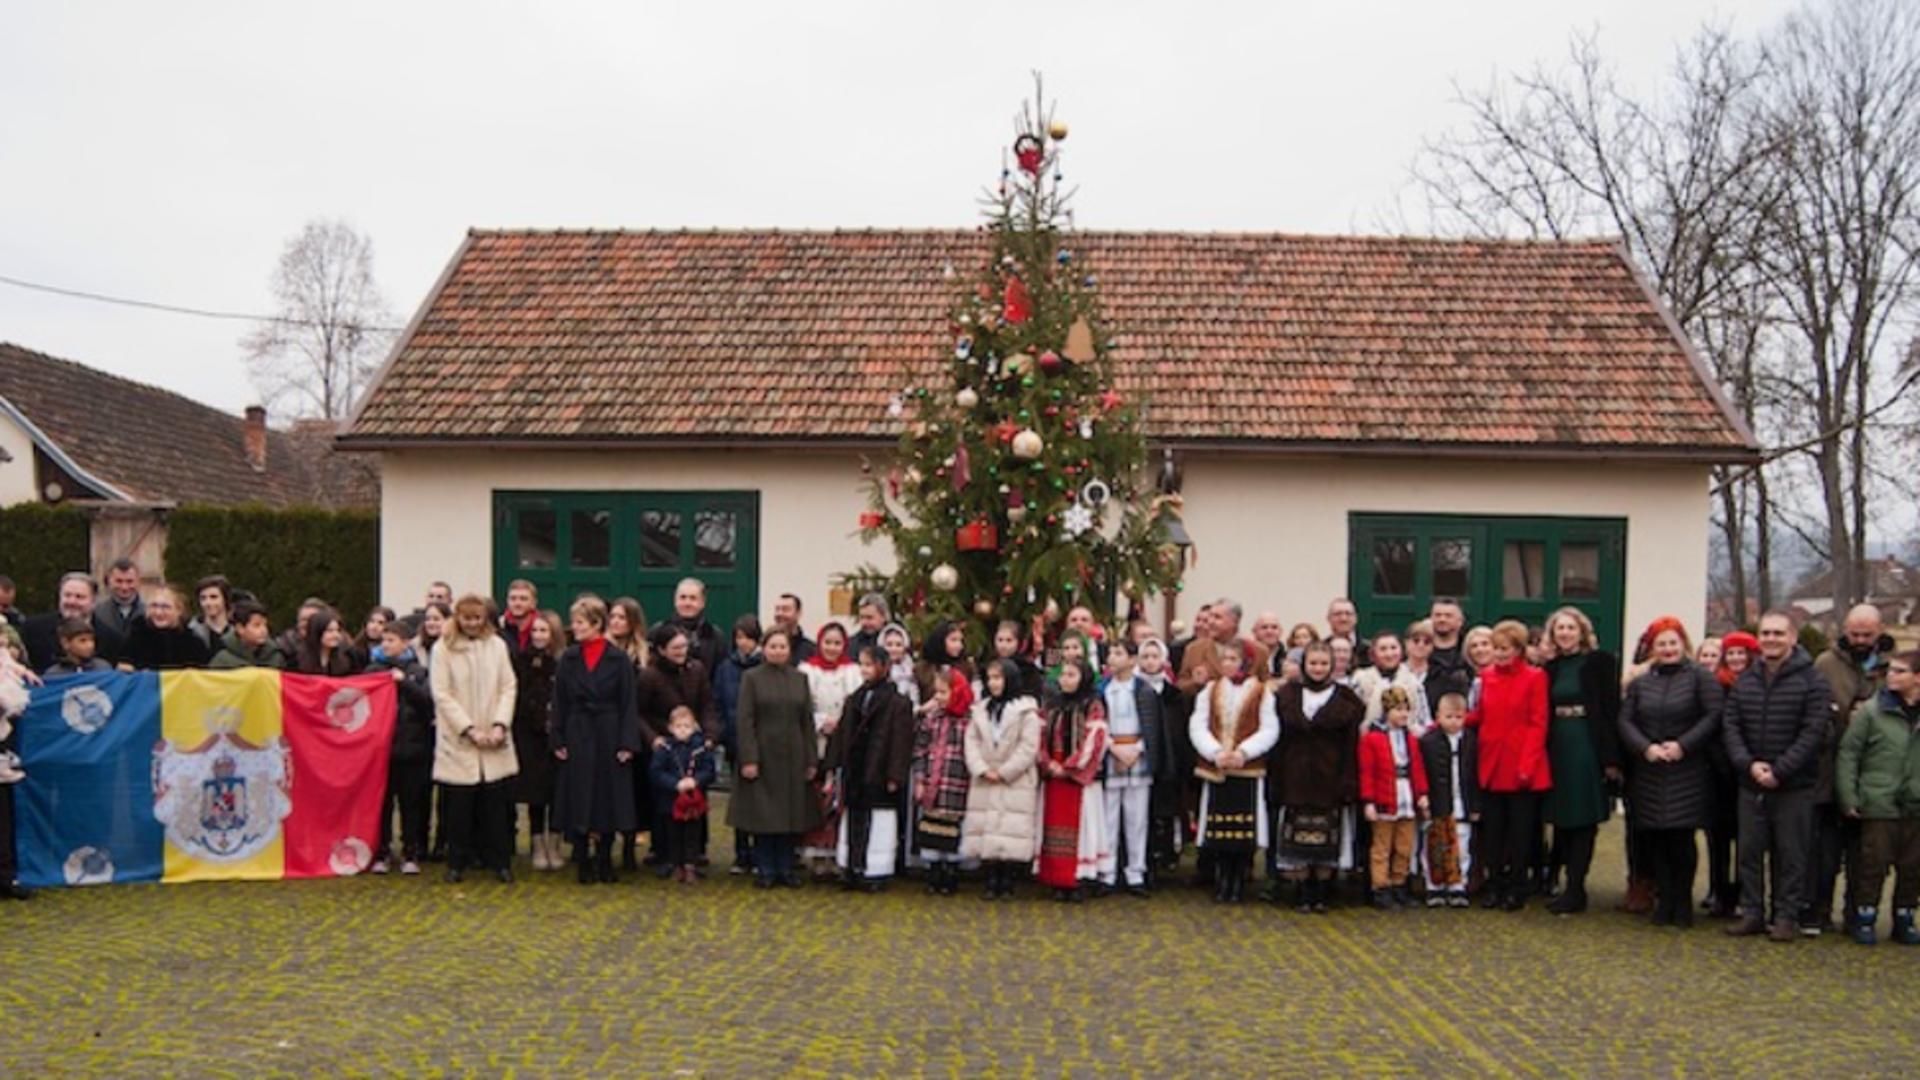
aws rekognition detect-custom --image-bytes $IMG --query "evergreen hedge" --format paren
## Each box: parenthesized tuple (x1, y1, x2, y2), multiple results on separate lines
(164, 505, 380, 627)
(0, 503, 91, 612)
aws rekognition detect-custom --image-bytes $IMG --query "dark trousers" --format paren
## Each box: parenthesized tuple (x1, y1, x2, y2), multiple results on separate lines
(665, 815, 705, 868)
(755, 832, 797, 881)
(1805, 803, 1851, 921)
(441, 779, 514, 872)
(1558, 824, 1598, 896)
(1737, 785, 1813, 923)
(0, 782, 16, 884)
(1646, 827, 1698, 921)
(1480, 791, 1541, 898)
(379, 756, 433, 862)
(1706, 775, 1739, 904)
(1854, 819, 1920, 911)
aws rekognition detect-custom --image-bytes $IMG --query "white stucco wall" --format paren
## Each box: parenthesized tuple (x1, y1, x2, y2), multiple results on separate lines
(1173, 455, 1713, 648)
(377, 448, 889, 622)
(377, 447, 1713, 648)
(0, 410, 38, 506)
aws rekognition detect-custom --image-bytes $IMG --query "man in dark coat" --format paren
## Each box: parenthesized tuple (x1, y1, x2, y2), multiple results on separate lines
(847, 593, 890, 662)
(823, 647, 915, 890)
(1424, 598, 1476, 710)
(662, 577, 725, 679)
(1807, 603, 1894, 933)
(770, 593, 815, 664)
(92, 558, 144, 640)
(22, 573, 124, 672)
(1722, 611, 1833, 942)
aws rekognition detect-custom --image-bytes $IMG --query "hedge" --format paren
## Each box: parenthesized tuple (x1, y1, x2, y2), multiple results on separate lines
(0, 503, 92, 612)
(164, 504, 380, 628)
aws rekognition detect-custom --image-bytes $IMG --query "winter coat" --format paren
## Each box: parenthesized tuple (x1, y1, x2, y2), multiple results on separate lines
(649, 734, 718, 816)
(548, 643, 641, 834)
(1618, 661, 1723, 830)
(713, 648, 760, 746)
(1419, 727, 1481, 818)
(1351, 664, 1431, 729)
(1836, 689, 1920, 820)
(368, 651, 435, 763)
(824, 680, 916, 809)
(22, 611, 123, 672)
(1269, 681, 1365, 808)
(803, 660, 862, 758)
(1358, 725, 1429, 817)
(960, 695, 1043, 862)
(726, 663, 820, 835)
(637, 656, 719, 746)
(510, 649, 558, 805)
(429, 632, 519, 786)
(1423, 644, 1477, 716)
(1722, 646, 1831, 790)
(1544, 650, 1624, 771)
(1813, 644, 1891, 804)
(208, 639, 286, 670)
(1470, 659, 1551, 794)
(121, 620, 211, 671)
(1147, 676, 1192, 819)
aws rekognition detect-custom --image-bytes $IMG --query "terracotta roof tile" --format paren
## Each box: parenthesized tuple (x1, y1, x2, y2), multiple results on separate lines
(344, 229, 1754, 456)
(0, 343, 380, 509)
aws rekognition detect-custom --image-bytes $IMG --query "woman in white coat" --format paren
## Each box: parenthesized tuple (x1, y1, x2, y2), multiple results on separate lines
(431, 595, 520, 883)
(960, 658, 1042, 899)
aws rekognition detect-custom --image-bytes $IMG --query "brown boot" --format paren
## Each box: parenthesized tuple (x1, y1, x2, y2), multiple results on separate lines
(1724, 914, 1767, 937)
(1615, 875, 1655, 915)
(1767, 920, 1799, 943)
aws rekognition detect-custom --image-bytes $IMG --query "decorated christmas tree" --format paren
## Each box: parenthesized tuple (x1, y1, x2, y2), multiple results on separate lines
(846, 80, 1185, 647)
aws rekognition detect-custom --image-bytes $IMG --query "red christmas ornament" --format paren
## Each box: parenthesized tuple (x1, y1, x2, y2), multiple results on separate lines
(1043, 405, 1059, 417)
(1100, 389, 1124, 412)
(858, 511, 886, 530)
(955, 518, 1000, 552)
(1037, 350, 1062, 374)
(993, 420, 1019, 444)
(1003, 276, 1031, 324)
(1013, 134, 1044, 176)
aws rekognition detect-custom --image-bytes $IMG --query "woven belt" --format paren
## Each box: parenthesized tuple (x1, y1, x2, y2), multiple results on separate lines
(1112, 735, 1142, 745)
(1554, 705, 1588, 719)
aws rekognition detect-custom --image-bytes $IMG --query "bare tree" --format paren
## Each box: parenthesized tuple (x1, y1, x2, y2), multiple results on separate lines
(1412, 25, 1784, 621)
(242, 219, 396, 421)
(1749, 0, 1920, 616)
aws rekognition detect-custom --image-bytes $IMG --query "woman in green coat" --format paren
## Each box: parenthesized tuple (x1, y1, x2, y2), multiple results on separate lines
(1541, 607, 1622, 915)
(728, 629, 820, 887)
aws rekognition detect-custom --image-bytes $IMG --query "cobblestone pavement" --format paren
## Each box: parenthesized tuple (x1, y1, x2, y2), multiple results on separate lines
(6, 805, 1919, 1077)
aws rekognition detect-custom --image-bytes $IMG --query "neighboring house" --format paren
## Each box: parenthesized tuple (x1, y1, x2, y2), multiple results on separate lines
(1787, 557, 1920, 632)
(340, 229, 1758, 652)
(0, 341, 379, 580)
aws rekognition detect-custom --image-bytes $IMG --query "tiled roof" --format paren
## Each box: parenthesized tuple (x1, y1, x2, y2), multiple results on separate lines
(344, 229, 1755, 458)
(0, 342, 379, 509)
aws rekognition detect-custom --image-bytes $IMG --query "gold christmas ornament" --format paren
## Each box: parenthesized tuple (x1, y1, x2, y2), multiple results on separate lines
(1062, 317, 1096, 364)
(1049, 119, 1069, 140)
(1011, 428, 1044, 460)
(973, 598, 996, 618)
(930, 563, 960, 592)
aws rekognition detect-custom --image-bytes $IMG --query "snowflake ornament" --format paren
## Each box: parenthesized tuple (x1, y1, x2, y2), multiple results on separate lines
(1062, 502, 1094, 538)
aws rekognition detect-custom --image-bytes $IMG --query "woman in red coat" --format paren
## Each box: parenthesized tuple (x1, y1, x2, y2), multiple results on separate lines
(1469, 619, 1551, 911)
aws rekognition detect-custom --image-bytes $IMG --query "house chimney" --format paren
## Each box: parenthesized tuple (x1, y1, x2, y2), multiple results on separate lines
(244, 406, 268, 472)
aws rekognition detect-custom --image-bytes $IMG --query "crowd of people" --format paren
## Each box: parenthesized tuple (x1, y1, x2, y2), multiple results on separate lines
(0, 564, 1914, 949)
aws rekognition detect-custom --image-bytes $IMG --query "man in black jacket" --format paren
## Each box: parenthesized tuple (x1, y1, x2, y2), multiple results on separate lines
(663, 577, 725, 678)
(1722, 611, 1833, 942)
(21, 572, 124, 672)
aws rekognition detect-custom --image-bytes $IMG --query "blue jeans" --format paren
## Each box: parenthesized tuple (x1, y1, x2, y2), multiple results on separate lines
(755, 833, 796, 881)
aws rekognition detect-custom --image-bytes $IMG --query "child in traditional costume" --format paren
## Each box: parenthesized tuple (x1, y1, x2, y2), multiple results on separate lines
(961, 658, 1044, 899)
(1036, 658, 1110, 901)
(1419, 692, 1480, 908)
(1100, 638, 1162, 896)
(825, 646, 915, 892)
(913, 668, 974, 895)
(801, 623, 862, 879)
(1360, 686, 1431, 910)
(1138, 637, 1192, 879)
(1271, 640, 1366, 912)
(1190, 640, 1279, 903)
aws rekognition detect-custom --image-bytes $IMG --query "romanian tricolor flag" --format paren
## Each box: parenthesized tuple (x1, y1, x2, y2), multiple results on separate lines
(14, 669, 396, 887)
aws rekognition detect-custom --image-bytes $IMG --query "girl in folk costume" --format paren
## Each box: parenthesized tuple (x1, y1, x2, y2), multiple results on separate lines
(1047, 630, 1094, 689)
(1191, 639, 1281, 903)
(912, 669, 975, 895)
(800, 622, 861, 879)
(1036, 659, 1111, 901)
(824, 645, 916, 891)
(962, 658, 1044, 900)
(915, 621, 975, 711)
(1138, 638, 1193, 877)
(878, 623, 919, 708)
(988, 619, 1045, 702)
(1270, 641, 1366, 912)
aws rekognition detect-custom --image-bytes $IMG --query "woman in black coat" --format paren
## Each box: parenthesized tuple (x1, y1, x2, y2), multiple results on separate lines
(120, 587, 212, 671)
(549, 597, 641, 884)
(1618, 618, 1723, 928)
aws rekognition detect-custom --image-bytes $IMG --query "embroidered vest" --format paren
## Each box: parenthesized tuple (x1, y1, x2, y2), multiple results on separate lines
(1197, 679, 1267, 781)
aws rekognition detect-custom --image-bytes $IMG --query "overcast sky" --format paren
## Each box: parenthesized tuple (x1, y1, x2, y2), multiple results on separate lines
(1, 0, 1798, 415)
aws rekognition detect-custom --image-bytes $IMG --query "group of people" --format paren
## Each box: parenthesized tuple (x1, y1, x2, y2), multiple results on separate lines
(0, 566, 1914, 950)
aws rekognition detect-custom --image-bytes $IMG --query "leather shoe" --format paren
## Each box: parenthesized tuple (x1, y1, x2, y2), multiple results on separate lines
(1768, 920, 1799, 943)
(0, 882, 33, 901)
(1724, 914, 1767, 936)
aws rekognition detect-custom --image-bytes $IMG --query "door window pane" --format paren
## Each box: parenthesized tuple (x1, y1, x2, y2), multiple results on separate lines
(640, 510, 682, 568)
(1370, 536, 1415, 597)
(516, 509, 556, 569)
(1559, 542, 1601, 599)
(694, 510, 737, 569)
(1503, 541, 1546, 600)
(570, 509, 612, 568)
(1431, 538, 1473, 598)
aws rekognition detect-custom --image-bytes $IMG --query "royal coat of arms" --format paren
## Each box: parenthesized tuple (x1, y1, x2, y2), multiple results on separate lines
(152, 731, 292, 861)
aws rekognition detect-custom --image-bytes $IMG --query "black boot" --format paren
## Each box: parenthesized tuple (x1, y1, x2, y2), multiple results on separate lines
(597, 837, 618, 883)
(621, 833, 639, 872)
(577, 839, 594, 885)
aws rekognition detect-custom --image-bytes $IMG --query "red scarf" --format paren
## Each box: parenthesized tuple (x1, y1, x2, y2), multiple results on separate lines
(804, 648, 855, 671)
(582, 637, 607, 671)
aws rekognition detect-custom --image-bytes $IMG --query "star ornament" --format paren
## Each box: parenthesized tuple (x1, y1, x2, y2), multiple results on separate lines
(1062, 502, 1094, 538)
(1099, 389, 1123, 412)
(993, 420, 1019, 444)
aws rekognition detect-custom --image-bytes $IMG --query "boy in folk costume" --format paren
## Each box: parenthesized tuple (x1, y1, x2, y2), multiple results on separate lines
(913, 669, 975, 895)
(1100, 638, 1163, 897)
(1036, 658, 1111, 901)
(1190, 639, 1281, 903)
(824, 646, 916, 892)
(1359, 686, 1431, 910)
(1419, 692, 1481, 907)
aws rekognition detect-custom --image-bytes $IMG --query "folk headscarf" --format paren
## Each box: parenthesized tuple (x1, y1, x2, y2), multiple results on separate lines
(1043, 658, 1100, 759)
(804, 621, 856, 671)
(919, 668, 975, 812)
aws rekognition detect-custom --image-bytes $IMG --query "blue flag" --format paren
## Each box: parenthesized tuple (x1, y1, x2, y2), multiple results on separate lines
(16, 671, 164, 887)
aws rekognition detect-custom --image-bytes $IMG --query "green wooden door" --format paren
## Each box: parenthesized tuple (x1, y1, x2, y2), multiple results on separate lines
(1349, 514, 1628, 654)
(494, 491, 760, 634)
